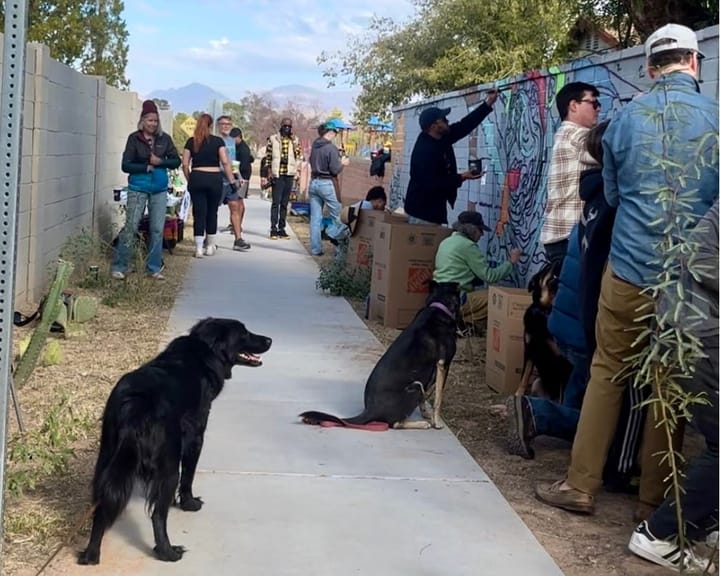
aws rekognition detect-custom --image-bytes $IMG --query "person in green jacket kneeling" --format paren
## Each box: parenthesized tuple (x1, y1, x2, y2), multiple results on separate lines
(433, 211, 521, 327)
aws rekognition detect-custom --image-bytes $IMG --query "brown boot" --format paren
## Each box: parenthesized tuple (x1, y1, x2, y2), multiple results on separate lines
(535, 479, 595, 514)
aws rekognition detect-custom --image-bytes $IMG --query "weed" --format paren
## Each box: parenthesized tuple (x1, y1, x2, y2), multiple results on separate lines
(316, 242, 371, 298)
(6, 396, 94, 497)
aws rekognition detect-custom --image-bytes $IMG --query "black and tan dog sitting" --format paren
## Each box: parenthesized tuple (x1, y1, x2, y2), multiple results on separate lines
(300, 281, 460, 430)
(516, 262, 572, 401)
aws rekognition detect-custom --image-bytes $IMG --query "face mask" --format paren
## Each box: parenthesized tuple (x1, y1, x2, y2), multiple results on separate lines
(280, 125, 292, 136)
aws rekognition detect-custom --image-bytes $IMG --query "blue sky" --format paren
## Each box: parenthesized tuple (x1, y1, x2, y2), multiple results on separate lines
(124, 0, 417, 99)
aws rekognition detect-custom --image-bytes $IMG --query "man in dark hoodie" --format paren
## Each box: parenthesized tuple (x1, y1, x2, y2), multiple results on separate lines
(403, 88, 498, 225)
(308, 122, 349, 256)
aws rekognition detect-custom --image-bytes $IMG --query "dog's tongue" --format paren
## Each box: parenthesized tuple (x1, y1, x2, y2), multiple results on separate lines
(241, 352, 260, 361)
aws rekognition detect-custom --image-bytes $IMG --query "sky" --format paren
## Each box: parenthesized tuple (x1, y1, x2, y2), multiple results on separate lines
(124, 0, 417, 99)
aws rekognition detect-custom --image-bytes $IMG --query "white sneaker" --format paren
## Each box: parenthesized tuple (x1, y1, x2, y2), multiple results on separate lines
(629, 521, 716, 574)
(204, 245, 217, 256)
(194, 248, 204, 258)
(111, 270, 125, 280)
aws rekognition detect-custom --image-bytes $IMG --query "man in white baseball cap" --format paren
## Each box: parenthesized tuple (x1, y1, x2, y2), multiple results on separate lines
(536, 22, 718, 574)
(644, 23, 705, 60)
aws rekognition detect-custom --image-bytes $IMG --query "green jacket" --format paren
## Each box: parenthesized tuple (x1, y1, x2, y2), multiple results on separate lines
(433, 232, 513, 292)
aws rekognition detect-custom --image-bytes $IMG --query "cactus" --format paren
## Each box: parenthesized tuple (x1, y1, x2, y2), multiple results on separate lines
(13, 260, 74, 388)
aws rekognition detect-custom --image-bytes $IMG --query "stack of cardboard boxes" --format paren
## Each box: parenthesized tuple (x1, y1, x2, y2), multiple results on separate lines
(346, 210, 451, 330)
(485, 286, 532, 395)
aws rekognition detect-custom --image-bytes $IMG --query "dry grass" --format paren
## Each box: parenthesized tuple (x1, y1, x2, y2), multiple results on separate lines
(289, 216, 677, 576)
(2, 234, 194, 576)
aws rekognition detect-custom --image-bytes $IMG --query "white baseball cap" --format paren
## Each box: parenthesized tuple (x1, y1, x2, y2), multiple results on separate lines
(645, 24, 704, 59)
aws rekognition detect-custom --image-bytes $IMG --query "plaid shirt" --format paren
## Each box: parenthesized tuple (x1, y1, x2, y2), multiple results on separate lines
(541, 121, 598, 244)
(265, 135, 303, 177)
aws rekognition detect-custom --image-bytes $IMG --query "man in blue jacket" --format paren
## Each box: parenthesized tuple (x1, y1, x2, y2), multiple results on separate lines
(536, 23, 718, 517)
(404, 88, 498, 225)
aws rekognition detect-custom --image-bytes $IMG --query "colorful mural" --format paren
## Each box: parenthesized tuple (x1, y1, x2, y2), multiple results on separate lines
(390, 27, 718, 287)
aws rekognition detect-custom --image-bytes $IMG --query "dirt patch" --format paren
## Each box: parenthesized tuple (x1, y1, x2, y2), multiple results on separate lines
(2, 237, 194, 575)
(289, 216, 672, 576)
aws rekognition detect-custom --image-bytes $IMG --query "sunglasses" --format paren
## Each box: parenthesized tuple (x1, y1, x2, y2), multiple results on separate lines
(579, 99, 601, 110)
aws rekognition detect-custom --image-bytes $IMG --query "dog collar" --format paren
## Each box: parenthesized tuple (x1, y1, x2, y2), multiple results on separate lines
(429, 301, 455, 319)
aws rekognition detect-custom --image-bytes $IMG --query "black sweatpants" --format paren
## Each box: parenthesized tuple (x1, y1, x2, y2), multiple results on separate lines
(188, 171, 223, 236)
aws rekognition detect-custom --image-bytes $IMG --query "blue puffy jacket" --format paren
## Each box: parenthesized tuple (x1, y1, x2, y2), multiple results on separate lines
(547, 224, 586, 354)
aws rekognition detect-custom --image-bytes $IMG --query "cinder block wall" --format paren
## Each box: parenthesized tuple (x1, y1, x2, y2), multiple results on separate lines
(387, 25, 719, 288)
(337, 158, 392, 206)
(5, 38, 145, 304)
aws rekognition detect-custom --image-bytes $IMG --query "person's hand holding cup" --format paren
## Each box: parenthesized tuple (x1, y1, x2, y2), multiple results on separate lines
(485, 87, 500, 107)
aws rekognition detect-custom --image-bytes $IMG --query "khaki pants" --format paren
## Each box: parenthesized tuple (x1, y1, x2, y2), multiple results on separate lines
(567, 266, 682, 506)
(460, 289, 488, 324)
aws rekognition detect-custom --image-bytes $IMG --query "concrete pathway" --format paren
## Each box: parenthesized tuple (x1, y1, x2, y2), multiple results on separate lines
(46, 198, 564, 575)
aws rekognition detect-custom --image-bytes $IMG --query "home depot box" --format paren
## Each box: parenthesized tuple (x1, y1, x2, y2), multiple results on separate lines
(346, 210, 407, 272)
(485, 286, 532, 394)
(369, 222, 452, 329)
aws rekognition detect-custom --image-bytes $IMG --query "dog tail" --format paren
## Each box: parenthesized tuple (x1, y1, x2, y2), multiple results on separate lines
(299, 410, 378, 426)
(299, 410, 348, 426)
(90, 422, 138, 527)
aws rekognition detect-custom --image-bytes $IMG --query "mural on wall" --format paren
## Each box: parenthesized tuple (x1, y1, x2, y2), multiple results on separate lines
(391, 28, 718, 287)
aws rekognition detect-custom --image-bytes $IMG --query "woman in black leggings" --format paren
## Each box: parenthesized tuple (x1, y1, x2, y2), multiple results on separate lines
(182, 113, 240, 257)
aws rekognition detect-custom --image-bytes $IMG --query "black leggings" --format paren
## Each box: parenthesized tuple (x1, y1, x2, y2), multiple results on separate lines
(188, 171, 223, 236)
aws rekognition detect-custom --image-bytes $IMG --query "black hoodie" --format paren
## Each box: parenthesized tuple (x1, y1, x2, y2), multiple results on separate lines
(578, 166, 616, 354)
(309, 137, 343, 177)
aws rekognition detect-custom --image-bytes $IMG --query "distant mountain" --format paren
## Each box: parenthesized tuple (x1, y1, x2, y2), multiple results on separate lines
(146, 83, 358, 117)
(146, 83, 230, 114)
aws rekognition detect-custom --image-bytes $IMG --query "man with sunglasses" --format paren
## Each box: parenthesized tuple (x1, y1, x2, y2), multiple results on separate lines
(265, 118, 303, 239)
(540, 82, 601, 268)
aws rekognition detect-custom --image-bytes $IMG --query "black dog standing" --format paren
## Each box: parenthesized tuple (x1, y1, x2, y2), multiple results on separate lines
(78, 318, 271, 565)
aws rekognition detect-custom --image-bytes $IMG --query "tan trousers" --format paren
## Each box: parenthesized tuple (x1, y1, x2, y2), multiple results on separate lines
(460, 289, 488, 324)
(567, 266, 682, 506)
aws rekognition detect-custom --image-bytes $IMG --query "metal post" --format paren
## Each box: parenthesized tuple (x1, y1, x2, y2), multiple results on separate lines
(0, 0, 30, 552)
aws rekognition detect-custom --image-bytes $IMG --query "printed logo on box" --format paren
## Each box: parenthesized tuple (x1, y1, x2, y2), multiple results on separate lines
(492, 326, 501, 352)
(407, 266, 432, 293)
(357, 242, 371, 266)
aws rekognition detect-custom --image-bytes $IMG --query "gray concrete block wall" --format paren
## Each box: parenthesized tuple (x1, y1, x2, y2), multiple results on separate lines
(391, 25, 719, 288)
(1, 37, 144, 303)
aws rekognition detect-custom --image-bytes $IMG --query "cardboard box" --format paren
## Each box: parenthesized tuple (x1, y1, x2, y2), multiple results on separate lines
(485, 286, 532, 394)
(369, 222, 452, 329)
(346, 210, 406, 272)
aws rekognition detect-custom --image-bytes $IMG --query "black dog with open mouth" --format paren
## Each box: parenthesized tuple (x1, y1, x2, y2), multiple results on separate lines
(78, 317, 271, 565)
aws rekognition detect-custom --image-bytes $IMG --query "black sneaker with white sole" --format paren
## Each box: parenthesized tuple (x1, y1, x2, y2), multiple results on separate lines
(233, 238, 251, 251)
(505, 395, 535, 460)
(278, 230, 290, 239)
(629, 521, 716, 574)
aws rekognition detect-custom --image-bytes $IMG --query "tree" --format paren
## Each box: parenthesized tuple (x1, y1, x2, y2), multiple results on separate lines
(153, 98, 171, 110)
(326, 107, 344, 121)
(577, 0, 718, 47)
(81, 0, 129, 88)
(320, 0, 579, 119)
(222, 101, 248, 132)
(321, 0, 717, 118)
(0, 0, 130, 89)
(172, 112, 191, 151)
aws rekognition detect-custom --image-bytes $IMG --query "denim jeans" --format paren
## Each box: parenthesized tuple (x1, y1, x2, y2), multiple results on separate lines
(309, 179, 341, 255)
(112, 189, 167, 275)
(527, 345, 589, 441)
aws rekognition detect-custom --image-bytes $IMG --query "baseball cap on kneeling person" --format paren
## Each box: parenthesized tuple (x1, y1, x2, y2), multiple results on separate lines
(645, 23, 704, 59)
(457, 211, 491, 232)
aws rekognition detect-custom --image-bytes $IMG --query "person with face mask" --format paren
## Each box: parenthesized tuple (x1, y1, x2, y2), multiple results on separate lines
(264, 118, 303, 239)
(111, 100, 180, 280)
(403, 88, 498, 226)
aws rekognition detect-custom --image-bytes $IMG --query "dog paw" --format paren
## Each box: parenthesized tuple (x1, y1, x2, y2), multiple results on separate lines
(154, 544, 186, 562)
(179, 496, 203, 512)
(431, 420, 444, 430)
(77, 549, 100, 565)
